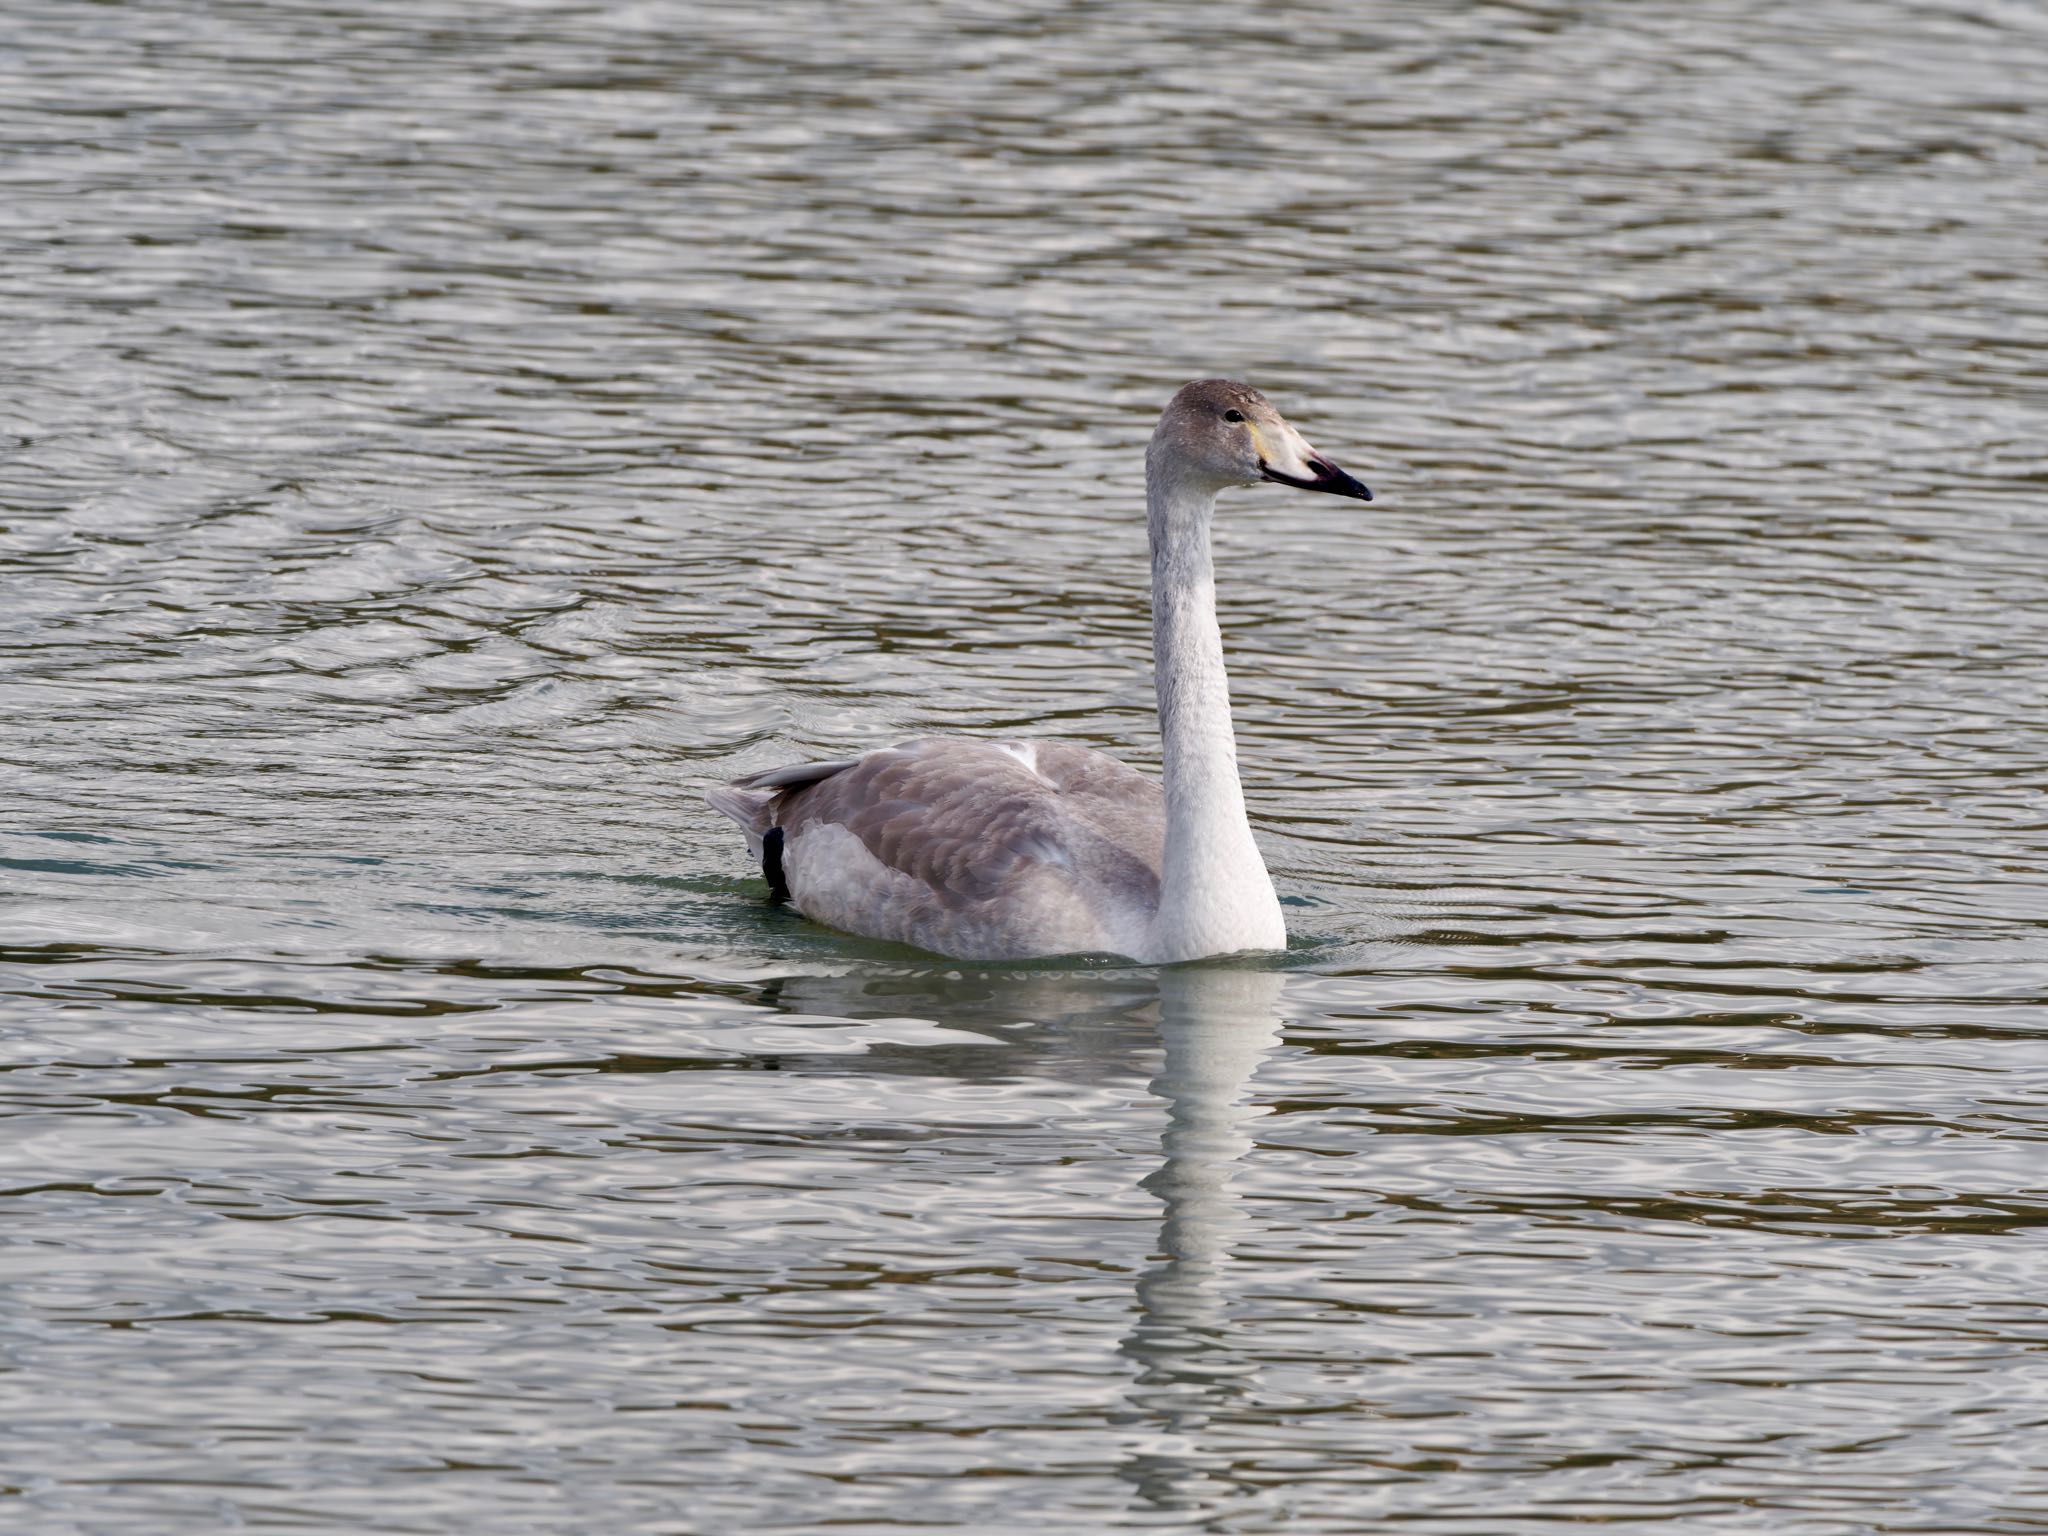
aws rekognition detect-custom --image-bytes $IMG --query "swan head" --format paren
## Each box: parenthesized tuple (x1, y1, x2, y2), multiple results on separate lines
(1150, 379, 1372, 503)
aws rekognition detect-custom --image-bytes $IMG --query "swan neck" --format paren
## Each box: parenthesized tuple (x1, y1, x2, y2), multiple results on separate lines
(1145, 462, 1283, 960)
(1147, 475, 1232, 794)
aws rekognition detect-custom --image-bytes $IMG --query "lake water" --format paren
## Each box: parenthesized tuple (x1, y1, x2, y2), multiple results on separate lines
(4, 1, 2047, 1531)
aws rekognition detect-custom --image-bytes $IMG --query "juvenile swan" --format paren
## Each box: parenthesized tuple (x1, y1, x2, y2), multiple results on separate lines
(707, 379, 1372, 963)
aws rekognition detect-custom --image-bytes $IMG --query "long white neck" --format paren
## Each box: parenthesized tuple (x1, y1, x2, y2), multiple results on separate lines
(1144, 460, 1287, 963)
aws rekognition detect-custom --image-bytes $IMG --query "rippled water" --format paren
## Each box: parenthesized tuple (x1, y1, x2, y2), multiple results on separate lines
(5, 0, 2048, 1530)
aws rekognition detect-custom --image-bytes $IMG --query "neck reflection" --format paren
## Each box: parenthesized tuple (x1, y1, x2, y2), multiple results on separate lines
(1119, 964, 1284, 1510)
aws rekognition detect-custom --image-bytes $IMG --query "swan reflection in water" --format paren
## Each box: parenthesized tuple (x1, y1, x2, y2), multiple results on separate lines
(1118, 964, 1285, 1512)
(731, 958, 1288, 1512)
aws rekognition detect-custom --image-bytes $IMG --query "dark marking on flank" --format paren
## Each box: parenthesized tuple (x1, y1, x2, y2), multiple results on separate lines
(763, 827, 790, 903)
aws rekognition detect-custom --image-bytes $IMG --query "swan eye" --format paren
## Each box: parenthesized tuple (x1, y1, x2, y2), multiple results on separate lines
(1223, 408, 1245, 423)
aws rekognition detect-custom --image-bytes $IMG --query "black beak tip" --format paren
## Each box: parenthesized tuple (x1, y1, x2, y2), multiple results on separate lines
(1321, 464, 1373, 502)
(1263, 458, 1374, 502)
(1301, 454, 1373, 503)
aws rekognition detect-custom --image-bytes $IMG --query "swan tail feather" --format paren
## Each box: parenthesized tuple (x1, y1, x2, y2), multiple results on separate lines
(707, 754, 862, 874)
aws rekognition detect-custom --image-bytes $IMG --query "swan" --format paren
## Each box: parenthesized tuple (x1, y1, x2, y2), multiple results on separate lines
(707, 379, 1372, 963)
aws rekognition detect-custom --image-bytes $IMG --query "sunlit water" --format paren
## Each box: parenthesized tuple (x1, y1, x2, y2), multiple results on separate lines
(5, 1, 2047, 1531)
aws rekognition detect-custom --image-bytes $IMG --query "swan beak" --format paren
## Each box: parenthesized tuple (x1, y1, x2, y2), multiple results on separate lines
(1261, 452, 1372, 502)
(1253, 422, 1373, 501)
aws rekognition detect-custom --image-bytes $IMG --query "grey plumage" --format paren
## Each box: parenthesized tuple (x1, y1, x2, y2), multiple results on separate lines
(709, 738, 1165, 961)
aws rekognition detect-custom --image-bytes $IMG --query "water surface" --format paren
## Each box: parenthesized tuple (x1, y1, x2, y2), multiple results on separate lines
(4, 0, 2048, 1530)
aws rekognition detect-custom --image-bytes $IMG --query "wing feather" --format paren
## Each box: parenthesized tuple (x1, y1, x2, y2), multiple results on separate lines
(712, 737, 1164, 958)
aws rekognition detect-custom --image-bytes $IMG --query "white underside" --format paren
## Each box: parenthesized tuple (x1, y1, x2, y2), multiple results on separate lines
(784, 812, 1277, 964)
(788, 817, 1159, 962)
(1140, 861, 1287, 964)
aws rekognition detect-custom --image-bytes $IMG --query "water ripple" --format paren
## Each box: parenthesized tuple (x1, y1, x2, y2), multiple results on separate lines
(5, 0, 2047, 1531)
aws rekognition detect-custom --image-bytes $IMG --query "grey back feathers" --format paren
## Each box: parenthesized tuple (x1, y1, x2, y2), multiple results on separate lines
(707, 738, 1165, 961)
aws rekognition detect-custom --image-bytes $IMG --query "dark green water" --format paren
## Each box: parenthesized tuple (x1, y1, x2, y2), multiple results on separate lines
(4, 1, 2047, 1530)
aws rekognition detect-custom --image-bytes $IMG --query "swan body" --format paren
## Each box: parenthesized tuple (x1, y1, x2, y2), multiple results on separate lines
(707, 379, 1372, 964)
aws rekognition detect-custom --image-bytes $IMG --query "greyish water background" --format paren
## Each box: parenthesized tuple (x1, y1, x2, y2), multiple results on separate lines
(3, 0, 2047, 1530)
